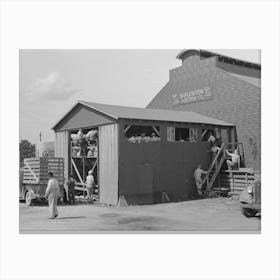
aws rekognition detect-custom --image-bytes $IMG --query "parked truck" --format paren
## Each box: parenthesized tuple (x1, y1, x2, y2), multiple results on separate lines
(239, 179, 261, 217)
(19, 157, 66, 206)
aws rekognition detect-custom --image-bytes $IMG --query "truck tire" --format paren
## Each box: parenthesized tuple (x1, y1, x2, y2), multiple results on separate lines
(242, 207, 257, 218)
(25, 190, 33, 206)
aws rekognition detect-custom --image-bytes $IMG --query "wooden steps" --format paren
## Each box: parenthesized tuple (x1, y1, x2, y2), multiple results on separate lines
(200, 143, 227, 195)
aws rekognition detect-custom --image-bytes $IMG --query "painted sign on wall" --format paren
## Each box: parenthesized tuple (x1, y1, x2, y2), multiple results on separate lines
(172, 87, 213, 106)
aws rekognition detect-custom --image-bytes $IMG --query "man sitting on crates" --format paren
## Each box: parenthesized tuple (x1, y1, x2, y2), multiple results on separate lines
(226, 149, 240, 173)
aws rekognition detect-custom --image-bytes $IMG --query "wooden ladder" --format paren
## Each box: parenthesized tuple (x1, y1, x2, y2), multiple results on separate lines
(199, 143, 226, 195)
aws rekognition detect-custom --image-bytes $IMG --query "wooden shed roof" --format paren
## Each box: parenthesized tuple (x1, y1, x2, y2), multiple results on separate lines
(52, 101, 234, 130)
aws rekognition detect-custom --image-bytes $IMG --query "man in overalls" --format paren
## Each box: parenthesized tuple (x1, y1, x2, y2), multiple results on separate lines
(67, 175, 76, 204)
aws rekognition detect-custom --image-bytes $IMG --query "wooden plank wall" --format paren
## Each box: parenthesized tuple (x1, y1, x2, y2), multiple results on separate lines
(55, 131, 69, 182)
(118, 121, 212, 201)
(99, 124, 119, 205)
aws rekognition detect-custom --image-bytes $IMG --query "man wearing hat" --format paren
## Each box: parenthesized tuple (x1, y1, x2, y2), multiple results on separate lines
(86, 170, 95, 203)
(66, 175, 76, 205)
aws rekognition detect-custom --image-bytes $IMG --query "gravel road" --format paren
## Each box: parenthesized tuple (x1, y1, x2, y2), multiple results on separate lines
(19, 196, 260, 233)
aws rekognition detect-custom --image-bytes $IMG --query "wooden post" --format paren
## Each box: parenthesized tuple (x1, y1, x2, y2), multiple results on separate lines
(124, 125, 131, 134)
(82, 157, 86, 197)
(70, 136, 73, 176)
(82, 157, 85, 181)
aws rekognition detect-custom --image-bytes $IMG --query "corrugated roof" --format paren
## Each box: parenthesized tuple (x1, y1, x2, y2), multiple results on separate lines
(74, 101, 234, 126)
(176, 49, 261, 69)
(52, 101, 234, 130)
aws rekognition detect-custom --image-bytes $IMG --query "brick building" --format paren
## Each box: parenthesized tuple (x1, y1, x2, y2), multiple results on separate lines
(147, 49, 261, 170)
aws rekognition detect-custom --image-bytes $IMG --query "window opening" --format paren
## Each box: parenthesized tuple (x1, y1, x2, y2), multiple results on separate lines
(124, 125, 160, 143)
(167, 127, 196, 142)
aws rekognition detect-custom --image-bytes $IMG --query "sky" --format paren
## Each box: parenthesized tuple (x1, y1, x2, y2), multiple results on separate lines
(19, 49, 260, 144)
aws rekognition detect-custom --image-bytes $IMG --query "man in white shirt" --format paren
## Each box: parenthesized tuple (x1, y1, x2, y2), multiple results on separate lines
(77, 128, 84, 140)
(86, 170, 95, 202)
(226, 149, 240, 172)
(128, 134, 137, 143)
(193, 164, 208, 196)
(150, 133, 160, 142)
(208, 131, 216, 145)
(45, 172, 60, 219)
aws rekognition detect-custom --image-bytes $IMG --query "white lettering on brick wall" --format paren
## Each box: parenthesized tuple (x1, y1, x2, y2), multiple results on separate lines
(172, 87, 213, 106)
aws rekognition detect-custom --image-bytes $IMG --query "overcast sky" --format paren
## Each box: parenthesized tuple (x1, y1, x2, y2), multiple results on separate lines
(19, 49, 260, 144)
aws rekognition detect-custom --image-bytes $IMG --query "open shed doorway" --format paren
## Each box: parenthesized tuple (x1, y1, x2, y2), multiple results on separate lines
(70, 127, 99, 201)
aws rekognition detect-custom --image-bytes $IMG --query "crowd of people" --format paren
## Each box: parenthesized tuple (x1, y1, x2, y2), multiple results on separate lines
(72, 128, 98, 157)
(193, 128, 241, 197)
(128, 132, 160, 143)
(45, 169, 97, 218)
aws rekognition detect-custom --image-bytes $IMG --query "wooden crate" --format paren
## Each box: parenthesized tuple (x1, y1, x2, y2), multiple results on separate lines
(23, 157, 64, 185)
(219, 170, 260, 193)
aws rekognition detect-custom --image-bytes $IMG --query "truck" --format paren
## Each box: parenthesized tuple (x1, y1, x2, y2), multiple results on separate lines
(19, 157, 66, 206)
(239, 179, 261, 217)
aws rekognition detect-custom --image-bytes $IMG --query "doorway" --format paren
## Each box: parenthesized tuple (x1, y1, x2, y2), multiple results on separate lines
(69, 127, 99, 200)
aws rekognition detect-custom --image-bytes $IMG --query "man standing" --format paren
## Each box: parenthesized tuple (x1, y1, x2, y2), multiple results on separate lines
(193, 164, 208, 196)
(45, 172, 59, 219)
(67, 175, 76, 205)
(86, 170, 95, 203)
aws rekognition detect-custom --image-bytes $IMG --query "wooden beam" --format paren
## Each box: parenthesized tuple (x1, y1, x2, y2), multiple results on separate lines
(124, 125, 131, 134)
(91, 159, 98, 171)
(71, 158, 84, 186)
(24, 160, 39, 184)
(152, 126, 160, 137)
(201, 129, 208, 139)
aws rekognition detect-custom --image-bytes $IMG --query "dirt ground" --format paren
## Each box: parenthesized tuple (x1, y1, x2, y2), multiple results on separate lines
(19, 196, 261, 233)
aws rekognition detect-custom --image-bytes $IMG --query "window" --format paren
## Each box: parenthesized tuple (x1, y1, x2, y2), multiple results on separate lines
(124, 125, 160, 143)
(167, 127, 197, 142)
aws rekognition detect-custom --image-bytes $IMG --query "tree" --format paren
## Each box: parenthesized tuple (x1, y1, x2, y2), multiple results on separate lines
(19, 139, 35, 164)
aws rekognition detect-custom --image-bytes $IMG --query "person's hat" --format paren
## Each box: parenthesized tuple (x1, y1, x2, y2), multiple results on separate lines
(88, 170, 93, 175)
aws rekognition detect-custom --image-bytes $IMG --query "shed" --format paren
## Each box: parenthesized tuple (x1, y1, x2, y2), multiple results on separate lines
(52, 101, 235, 206)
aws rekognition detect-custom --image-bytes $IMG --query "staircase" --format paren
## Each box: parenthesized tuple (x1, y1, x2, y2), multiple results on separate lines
(199, 143, 260, 196)
(199, 143, 226, 195)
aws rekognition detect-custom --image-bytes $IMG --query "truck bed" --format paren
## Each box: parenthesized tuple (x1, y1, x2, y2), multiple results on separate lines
(23, 157, 64, 185)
